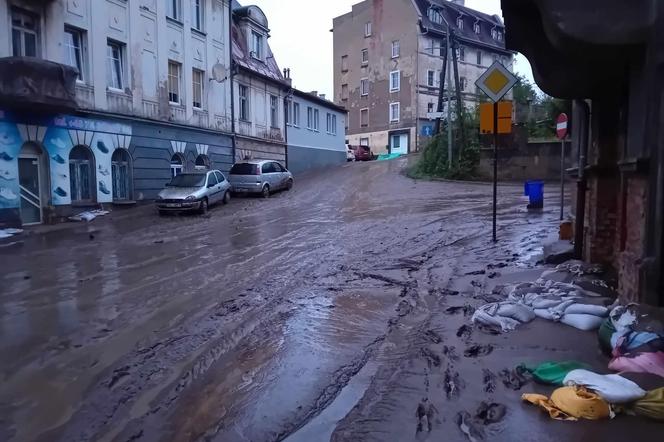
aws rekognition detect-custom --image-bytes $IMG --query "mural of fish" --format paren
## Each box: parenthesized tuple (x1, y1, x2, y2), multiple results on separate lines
(0, 168, 15, 181)
(54, 187, 68, 197)
(99, 181, 110, 195)
(52, 154, 66, 164)
(97, 141, 109, 154)
(0, 152, 13, 161)
(50, 138, 67, 149)
(0, 187, 18, 200)
(98, 165, 110, 176)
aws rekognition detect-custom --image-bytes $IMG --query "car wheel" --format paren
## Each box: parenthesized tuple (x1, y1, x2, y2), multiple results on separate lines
(286, 179, 293, 191)
(223, 191, 231, 204)
(199, 198, 209, 214)
(262, 185, 270, 198)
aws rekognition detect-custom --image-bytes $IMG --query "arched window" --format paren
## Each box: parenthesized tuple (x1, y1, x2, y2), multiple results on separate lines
(195, 154, 210, 170)
(111, 149, 132, 201)
(69, 145, 95, 203)
(171, 153, 184, 177)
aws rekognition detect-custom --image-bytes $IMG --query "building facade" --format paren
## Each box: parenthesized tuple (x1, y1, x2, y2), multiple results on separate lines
(286, 88, 347, 175)
(0, 0, 234, 227)
(333, 0, 513, 155)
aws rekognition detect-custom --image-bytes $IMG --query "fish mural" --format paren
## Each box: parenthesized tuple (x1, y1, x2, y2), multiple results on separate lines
(0, 187, 18, 201)
(97, 140, 109, 154)
(0, 152, 13, 161)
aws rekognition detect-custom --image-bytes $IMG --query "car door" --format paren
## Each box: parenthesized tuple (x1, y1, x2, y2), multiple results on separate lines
(206, 171, 220, 204)
(261, 162, 275, 189)
(273, 162, 287, 189)
(215, 171, 229, 193)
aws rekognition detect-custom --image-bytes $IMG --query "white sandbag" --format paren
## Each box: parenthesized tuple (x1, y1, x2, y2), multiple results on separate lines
(534, 309, 555, 321)
(471, 309, 520, 332)
(564, 304, 609, 317)
(561, 313, 605, 331)
(496, 303, 536, 323)
(563, 369, 646, 403)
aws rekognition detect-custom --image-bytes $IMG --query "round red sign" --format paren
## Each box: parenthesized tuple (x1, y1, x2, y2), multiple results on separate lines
(556, 113, 568, 140)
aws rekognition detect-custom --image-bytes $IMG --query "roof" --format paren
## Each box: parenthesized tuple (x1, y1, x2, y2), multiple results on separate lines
(292, 89, 348, 114)
(231, 2, 288, 87)
(414, 0, 510, 53)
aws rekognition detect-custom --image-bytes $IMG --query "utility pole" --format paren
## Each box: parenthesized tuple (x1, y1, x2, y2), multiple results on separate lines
(434, 46, 448, 135)
(446, 29, 453, 168)
(451, 36, 466, 161)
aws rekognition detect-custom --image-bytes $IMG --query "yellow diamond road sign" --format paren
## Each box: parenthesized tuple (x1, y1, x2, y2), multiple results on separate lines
(476, 61, 518, 103)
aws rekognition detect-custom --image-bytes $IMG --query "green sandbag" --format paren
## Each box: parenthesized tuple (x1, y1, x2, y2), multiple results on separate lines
(598, 317, 616, 357)
(632, 388, 664, 421)
(523, 361, 589, 386)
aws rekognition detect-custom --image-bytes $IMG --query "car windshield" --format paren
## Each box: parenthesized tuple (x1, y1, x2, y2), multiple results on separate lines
(168, 174, 206, 188)
(230, 163, 258, 175)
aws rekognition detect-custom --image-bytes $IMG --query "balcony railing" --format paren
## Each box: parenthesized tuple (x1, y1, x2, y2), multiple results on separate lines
(238, 120, 252, 137)
(106, 89, 132, 114)
(75, 83, 94, 109)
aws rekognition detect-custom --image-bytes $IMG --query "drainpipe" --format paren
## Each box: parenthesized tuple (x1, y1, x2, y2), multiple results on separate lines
(229, 3, 237, 163)
(573, 99, 590, 259)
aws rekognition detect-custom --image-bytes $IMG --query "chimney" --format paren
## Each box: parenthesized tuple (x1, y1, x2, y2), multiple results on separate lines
(283, 68, 292, 86)
(310, 90, 318, 96)
(450, 0, 465, 5)
(319, 94, 326, 100)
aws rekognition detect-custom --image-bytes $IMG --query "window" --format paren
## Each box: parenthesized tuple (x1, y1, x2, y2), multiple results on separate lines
(307, 107, 319, 130)
(458, 46, 465, 62)
(69, 146, 95, 203)
(427, 70, 435, 87)
(64, 27, 86, 82)
(215, 171, 225, 183)
(270, 95, 278, 128)
(251, 31, 263, 59)
(492, 28, 503, 41)
(389, 71, 400, 92)
(427, 102, 435, 113)
(192, 0, 204, 32)
(327, 113, 337, 135)
(361, 48, 369, 64)
(391, 40, 400, 58)
(360, 108, 369, 127)
(168, 61, 182, 104)
(106, 40, 124, 90)
(341, 84, 349, 100)
(111, 149, 131, 201)
(457, 16, 464, 30)
(292, 102, 300, 126)
(476, 50, 483, 65)
(460, 77, 467, 91)
(341, 55, 348, 71)
(474, 22, 481, 34)
(313, 109, 319, 131)
(428, 8, 443, 25)
(390, 102, 400, 122)
(360, 137, 369, 146)
(170, 154, 184, 177)
(285, 100, 291, 125)
(11, 8, 39, 57)
(167, 0, 182, 21)
(365, 21, 372, 37)
(192, 68, 204, 108)
(360, 78, 369, 96)
(239, 84, 249, 120)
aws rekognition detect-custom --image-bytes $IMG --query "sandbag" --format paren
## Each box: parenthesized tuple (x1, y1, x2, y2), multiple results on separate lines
(471, 309, 520, 332)
(563, 369, 646, 403)
(598, 318, 616, 357)
(561, 313, 605, 331)
(631, 388, 664, 421)
(564, 304, 609, 317)
(496, 303, 536, 323)
(525, 361, 589, 386)
(609, 352, 664, 378)
(522, 386, 612, 421)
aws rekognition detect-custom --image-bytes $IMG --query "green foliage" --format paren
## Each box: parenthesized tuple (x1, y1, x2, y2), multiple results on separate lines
(513, 74, 572, 139)
(412, 105, 482, 180)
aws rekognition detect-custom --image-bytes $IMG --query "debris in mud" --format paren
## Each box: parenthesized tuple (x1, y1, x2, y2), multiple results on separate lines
(465, 270, 486, 276)
(456, 402, 508, 441)
(499, 367, 531, 390)
(471, 280, 483, 288)
(396, 299, 414, 317)
(475, 402, 507, 425)
(416, 398, 438, 433)
(108, 366, 130, 389)
(445, 305, 475, 316)
(420, 347, 441, 368)
(487, 262, 508, 270)
(483, 369, 497, 393)
(356, 271, 415, 288)
(476, 323, 501, 335)
(442, 345, 459, 361)
(456, 411, 482, 442)
(464, 344, 494, 358)
(424, 329, 442, 344)
(487, 272, 500, 279)
(444, 367, 464, 399)
(456, 324, 473, 340)
(154, 239, 164, 244)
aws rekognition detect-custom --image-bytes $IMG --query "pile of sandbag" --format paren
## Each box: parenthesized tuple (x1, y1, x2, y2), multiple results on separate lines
(598, 304, 664, 378)
(522, 363, 663, 421)
(471, 279, 610, 332)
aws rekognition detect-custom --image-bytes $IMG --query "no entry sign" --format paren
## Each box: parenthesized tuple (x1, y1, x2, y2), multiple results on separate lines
(556, 113, 568, 140)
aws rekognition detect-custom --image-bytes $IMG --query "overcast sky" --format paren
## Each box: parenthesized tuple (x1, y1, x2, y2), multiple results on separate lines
(250, 0, 536, 97)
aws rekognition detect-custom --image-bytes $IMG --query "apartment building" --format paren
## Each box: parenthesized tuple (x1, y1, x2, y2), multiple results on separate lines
(0, 0, 234, 226)
(333, 0, 514, 155)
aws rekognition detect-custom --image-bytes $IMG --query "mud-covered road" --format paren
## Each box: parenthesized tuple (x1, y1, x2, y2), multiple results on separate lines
(3, 158, 650, 442)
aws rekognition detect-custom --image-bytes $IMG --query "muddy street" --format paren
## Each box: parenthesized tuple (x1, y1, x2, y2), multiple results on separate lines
(1, 158, 641, 442)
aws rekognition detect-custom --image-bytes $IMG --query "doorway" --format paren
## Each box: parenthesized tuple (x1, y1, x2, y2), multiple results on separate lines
(18, 142, 48, 225)
(69, 145, 96, 204)
(390, 133, 408, 155)
(111, 149, 132, 201)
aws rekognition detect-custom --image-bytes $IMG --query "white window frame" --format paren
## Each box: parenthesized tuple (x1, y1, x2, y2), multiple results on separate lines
(360, 78, 369, 96)
(251, 31, 263, 60)
(313, 109, 320, 131)
(389, 70, 400, 92)
(360, 108, 369, 127)
(427, 70, 435, 87)
(11, 7, 40, 58)
(327, 113, 336, 134)
(360, 137, 369, 147)
(270, 94, 279, 128)
(361, 48, 369, 64)
(192, 68, 204, 109)
(391, 40, 400, 58)
(476, 50, 483, 66)
(428, 8, 443, 25)
(65, 26, 87, 83)
(292, 102, 300, 127)
(365, 21, 372, 37)
(457, 16, 464, 30)
(307, 106, 313, 129)
(389, 102, 400, 123)
(192, 0, 205, 32)
(460, 77, 467, 91)
(168, 60, 183, 105)
(239, 84, 249, 121)
(474, 22, 481, 34)
(427, 102, 435, 113)
(458, 46, 465, 62)
(106, 40, 125, 90)
(167, 0, 182, 21)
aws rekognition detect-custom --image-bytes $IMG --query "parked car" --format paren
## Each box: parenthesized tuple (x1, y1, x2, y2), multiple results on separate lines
(156, 170, 231, 215)
(354, 145, 373, 161)
(346, 146, 355, 162)
(229, 160, 293, 198)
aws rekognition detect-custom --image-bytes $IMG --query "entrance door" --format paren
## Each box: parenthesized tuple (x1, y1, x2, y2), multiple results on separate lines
(390, 134, 408, 154)
(69, 146, 95, 203)
(18, 156, 42, 224)
(111, 149, 131, 201)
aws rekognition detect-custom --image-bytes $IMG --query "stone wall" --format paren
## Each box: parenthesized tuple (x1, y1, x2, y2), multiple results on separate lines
(478, 140, 573, 181)
(235, 137, 286, 164)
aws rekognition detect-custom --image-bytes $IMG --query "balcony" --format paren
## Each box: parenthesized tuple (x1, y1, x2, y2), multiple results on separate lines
(142, 99, 159, 119)
(169, 105, 186, 123)
(192, 108, 209, 128)
(0, 57, 78, 111)
(214, 115, 232, 132)
(106, 89, 132, 114)
(75, 83, 94, 109)
(238, 120, 252, 137)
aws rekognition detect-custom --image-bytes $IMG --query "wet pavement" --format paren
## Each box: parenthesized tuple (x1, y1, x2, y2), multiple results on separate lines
(0, 158, 658, 441)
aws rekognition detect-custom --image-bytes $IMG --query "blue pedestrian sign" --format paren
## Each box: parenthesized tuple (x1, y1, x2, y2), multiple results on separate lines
(421, 125, 433, 137)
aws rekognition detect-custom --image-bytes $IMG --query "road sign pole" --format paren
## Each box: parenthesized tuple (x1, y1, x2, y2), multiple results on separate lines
(493, 101, 498, 242)
(560, 139, 565, 221)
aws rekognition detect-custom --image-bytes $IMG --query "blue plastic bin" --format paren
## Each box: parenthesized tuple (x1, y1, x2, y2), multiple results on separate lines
(525, 180, 544, 209)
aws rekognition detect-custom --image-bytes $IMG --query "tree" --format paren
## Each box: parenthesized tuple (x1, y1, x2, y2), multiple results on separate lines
(513, 73, 539, 106)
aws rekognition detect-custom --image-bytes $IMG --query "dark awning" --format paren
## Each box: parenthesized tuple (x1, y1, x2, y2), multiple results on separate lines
(0, 57, 78, 112)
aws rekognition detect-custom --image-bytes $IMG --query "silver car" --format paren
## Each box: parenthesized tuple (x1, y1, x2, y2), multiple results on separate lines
(228, 160, 293, 198)
(156, 170, 231, 215)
